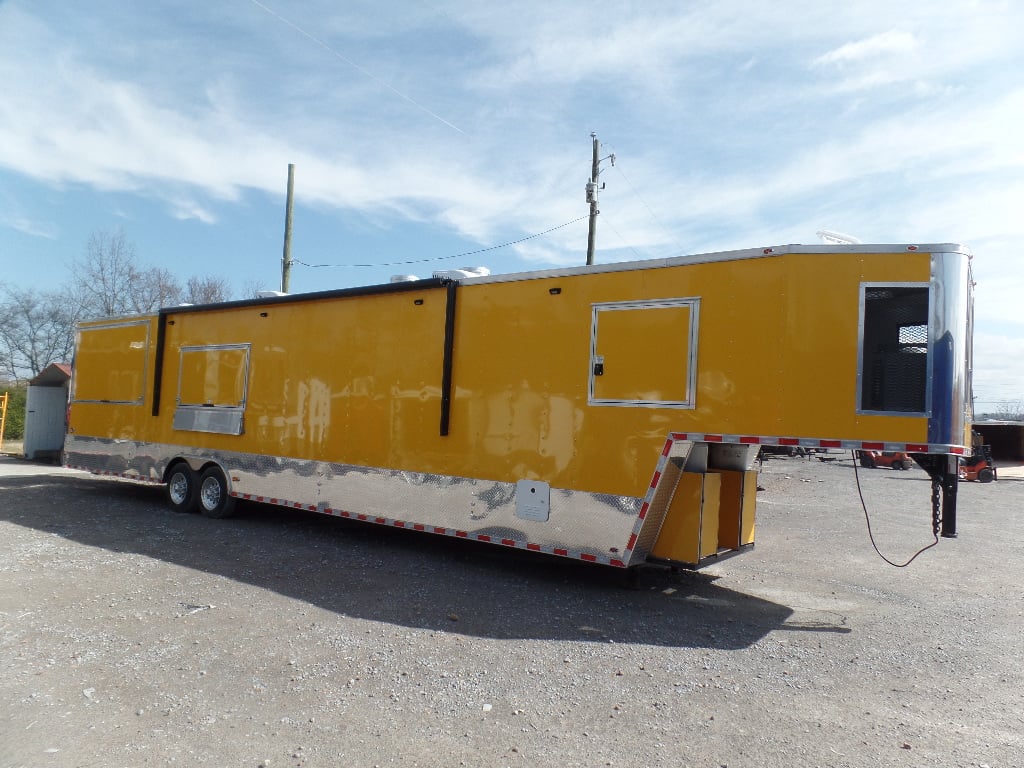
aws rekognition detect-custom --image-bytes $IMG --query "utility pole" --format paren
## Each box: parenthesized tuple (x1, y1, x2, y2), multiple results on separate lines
(281, 163, 295, 293)
(585, 133, 615, 266)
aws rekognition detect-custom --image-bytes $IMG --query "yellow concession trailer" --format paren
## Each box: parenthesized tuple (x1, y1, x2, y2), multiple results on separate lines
(64, 243, 975, 569)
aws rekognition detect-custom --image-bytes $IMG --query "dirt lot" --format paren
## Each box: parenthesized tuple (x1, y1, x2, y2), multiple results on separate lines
(1, 452, 1022, 768)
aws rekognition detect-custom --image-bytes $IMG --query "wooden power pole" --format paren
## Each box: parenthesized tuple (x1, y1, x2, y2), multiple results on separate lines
(585, 134, 614, 266)
(281, 163, 295, 293)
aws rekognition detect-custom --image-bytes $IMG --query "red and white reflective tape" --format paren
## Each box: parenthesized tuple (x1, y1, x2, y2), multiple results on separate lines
(667, 433, 967, 455)
(233, 492, 317, 512)
(618, 431, 968, 565)
(622, 435, 678, 565)
(72, 428, 966, 570)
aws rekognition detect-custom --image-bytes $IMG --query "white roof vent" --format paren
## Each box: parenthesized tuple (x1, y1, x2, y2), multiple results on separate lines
(432, 266, 491, 280)
(816, 230, 862, 245)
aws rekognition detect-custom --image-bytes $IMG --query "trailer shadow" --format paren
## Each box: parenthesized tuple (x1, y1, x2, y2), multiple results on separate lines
(0, 463, 811, 650)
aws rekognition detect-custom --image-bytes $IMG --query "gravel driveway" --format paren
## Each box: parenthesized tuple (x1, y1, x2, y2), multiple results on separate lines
(1, 453, 1021, 768)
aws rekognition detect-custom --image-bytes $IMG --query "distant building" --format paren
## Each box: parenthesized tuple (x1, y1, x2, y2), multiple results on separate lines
(24, 363, 71, 461)
(972, 421, 1024, 462)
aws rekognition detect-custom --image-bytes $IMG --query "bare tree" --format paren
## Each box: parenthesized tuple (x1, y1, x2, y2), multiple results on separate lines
(60, 225, 240, 327)
(240, 279, 269, 300)
(992, 399, 1024, 421)
(0, 231, 244, 381)
(184, 275, 232, 305)
(70, 228, 184, 316)
(72, 228, 140, 317)
(130, 267, 183, 312)
(0, 287, 77, 380)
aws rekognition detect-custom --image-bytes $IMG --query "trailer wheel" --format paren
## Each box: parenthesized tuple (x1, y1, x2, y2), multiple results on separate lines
(166, 462, 198, 514)
(198, 466, 236, 519)
(977, 467, 995, 483)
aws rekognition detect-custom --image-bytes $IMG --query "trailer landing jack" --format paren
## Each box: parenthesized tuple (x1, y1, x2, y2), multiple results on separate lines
(911, 454, 959, 539)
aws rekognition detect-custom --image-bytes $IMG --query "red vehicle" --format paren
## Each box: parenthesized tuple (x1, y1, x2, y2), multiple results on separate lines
(960, 444, 996, 483)
(857, 450, 914, 470)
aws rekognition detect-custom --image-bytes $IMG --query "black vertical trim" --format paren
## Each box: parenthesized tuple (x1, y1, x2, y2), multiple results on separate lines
(440, 281, 458, 436)
(151, 312, 168, 416)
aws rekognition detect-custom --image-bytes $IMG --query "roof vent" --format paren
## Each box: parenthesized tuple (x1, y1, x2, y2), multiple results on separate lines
(432, 266, 491, 280)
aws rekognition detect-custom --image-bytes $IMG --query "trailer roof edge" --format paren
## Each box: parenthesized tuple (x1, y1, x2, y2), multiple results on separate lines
(155, 276, 449, 317)
(75, 243, 971, 325)
(467, 243, 972, 286)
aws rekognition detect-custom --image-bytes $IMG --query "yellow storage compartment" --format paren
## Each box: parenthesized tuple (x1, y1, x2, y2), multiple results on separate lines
(651, 472, 721, 564)
(712, 469, 757, 550)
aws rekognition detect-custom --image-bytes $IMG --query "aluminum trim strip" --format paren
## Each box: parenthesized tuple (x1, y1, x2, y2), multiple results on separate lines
(71, 319, 152, 406)
(464, 244, 972, 287)
(588, 297, 700, 410)
(664, 432, 967, 455)
(176, 343, 252, 408)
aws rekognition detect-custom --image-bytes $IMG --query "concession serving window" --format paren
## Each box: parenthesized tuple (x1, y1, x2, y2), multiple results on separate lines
(172, 343, 251, 435)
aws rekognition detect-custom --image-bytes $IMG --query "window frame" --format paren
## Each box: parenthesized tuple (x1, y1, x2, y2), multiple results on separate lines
(172, 343, 251, 435)
(587, 297, 700, 409)
(71, 319, 151, 406)
(856, 282, 932, 417)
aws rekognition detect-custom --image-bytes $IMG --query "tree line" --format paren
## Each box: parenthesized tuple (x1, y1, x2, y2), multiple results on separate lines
(0, 228, 254, 382)
(977, 400, 1024, 422)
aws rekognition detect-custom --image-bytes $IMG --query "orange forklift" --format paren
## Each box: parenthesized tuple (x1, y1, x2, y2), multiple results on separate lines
(960, 432, 997, 483)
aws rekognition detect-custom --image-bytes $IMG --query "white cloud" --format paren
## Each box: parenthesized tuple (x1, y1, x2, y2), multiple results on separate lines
(470, 14, 716, 89)
(0, 1, 1022, 410)
(971, 268, 1024, 331)
(169, 199, 218, 225)
(2, 1, 1020, 258)
(972, 332, 1024, 404)
(1, 214, 58, 239)
(814, 30, 919, 66)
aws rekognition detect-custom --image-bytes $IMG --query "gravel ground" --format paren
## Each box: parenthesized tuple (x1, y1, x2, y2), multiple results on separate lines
(1, 452, 1022, 768)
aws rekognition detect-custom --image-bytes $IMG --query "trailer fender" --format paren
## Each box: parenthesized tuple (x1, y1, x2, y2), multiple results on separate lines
(160, 455, 208, 480)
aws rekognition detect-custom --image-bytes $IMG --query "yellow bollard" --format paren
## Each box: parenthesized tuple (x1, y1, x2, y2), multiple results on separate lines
(0, 392, 8, 453)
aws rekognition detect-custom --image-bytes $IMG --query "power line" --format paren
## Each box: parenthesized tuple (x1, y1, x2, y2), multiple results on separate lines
(294, 215, 588, 268)
(247, 0, 465, 135)
(606, 146, 685, 255)
(600, 215, 646, 261)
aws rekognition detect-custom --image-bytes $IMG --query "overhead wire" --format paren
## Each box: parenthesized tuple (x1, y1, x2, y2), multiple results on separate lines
(244, 8, 694, 272)
(599, 215, 646, 262)
(605, 145, 686, 256)
(235, 15, 678, 271)
(293, 215, 589, 268)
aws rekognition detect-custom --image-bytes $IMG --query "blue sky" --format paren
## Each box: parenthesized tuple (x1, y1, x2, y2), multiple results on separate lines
(1, 0, 1022, 408)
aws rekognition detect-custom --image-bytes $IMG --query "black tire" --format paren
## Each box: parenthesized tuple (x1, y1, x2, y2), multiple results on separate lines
(978, 467, 995, 484)
(198, 465, 237, 519)
(859, 453, 875, 469)
(166, 462, 198, 513)
(901, 459, 914, 471)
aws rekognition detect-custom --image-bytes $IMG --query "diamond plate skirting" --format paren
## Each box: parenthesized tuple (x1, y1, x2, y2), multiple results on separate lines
(64, 435, 695, 568)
